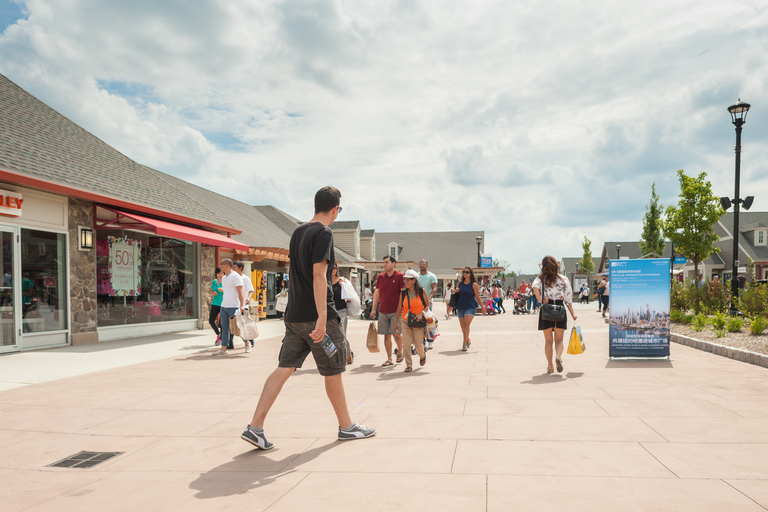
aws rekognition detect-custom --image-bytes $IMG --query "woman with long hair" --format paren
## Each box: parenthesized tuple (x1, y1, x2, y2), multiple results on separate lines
(394, 269, 428, 372)
(454, 266, 485, 351)
(532, 255, 577, 374)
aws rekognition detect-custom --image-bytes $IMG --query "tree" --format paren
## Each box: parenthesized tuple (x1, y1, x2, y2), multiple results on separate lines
(578, 236, 594, 273)
(663, 169, 724, 311)
(639, 183, 665, 257)
(493, 258, 515, 277)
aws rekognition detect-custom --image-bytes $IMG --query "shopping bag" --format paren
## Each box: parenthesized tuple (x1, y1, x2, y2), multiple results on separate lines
(341, 279, 361, 316)
(567, 326, 585, 355)
(275, 293, 288, 313)
(229, 315, 241, 338)
(366, 321, 380, 353)
(238, 310, 260, 340)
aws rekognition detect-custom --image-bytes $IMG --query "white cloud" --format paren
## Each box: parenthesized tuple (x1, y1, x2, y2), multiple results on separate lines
(1, 0, 767, 271)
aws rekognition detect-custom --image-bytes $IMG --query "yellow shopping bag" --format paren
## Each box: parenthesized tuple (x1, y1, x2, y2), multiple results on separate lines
(567, 326, 585, 355)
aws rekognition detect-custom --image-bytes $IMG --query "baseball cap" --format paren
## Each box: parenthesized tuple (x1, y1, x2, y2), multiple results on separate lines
(403, 269, 419, 280)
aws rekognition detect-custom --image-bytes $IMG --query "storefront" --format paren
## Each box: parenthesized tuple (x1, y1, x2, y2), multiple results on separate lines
(0, 185, 69, 354)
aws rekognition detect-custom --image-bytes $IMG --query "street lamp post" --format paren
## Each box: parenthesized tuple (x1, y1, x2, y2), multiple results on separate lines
(616, 244, 621, 260)
(724, 99, 753, 315)
(475, 236, 483, 268)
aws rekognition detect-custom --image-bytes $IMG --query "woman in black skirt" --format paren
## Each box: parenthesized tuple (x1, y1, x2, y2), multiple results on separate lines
(532, 255, 578, 374)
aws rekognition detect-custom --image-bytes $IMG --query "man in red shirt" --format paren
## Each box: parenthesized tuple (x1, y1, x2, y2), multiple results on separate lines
(371, 255, 405, 366)
(519, 280, 529, 294)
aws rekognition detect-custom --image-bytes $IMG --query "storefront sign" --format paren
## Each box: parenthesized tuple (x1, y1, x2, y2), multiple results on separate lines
(0, 189, 23, 217)
(609, 258, 671, 358)
(108, 236, 142, 296)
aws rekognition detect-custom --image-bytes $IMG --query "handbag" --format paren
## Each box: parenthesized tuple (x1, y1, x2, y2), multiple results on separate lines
(448, 291, 459, 308)
(405, 290, 427, 328)
(540, 278, 567, 323)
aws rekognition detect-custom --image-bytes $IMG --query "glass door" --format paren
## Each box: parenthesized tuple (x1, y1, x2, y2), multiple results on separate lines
(0, 227, 19, 353)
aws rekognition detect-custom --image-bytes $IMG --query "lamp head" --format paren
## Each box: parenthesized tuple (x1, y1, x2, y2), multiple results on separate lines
(743, 196, 754, 210)
(728, 99, 751, 125)
(720, 197, 732, 211)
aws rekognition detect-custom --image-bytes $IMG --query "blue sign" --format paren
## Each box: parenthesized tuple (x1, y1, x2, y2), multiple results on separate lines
(608, 258, 670, 358)
(480, 256, 492, 268)
(674, 257, 687, 264)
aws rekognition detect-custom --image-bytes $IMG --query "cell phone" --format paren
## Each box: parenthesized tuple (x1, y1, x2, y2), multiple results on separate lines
(320, 334, 337, 358)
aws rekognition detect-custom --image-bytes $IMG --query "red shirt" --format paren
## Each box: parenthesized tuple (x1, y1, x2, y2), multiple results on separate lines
(376, 271, 405, 314)
(519, 283, 529, 293)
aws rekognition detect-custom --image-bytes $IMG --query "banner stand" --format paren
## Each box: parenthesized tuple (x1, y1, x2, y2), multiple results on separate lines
(607, 356, 673, 361)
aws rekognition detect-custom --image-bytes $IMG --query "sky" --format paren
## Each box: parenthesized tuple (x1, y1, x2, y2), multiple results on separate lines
(0, 0, 767, 273)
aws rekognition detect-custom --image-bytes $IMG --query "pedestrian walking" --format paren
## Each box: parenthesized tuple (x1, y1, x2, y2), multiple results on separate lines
(444, 284, 453, 319)
(417, 259, 438, 307)
(455, 266, 485, 351)
(394, 269, 428, 372)
(370, 255, 406, 366)
(532, 255, 578, 374)
(496, 283, 506, 313)
(597, 276, 607, 313)
(602, 275, 610, 317)
(209, 267, 223, 345)
(242, 186, 376, 450)
(213, 259, 246, 355)
(234, 261, 255, 350)
(332, 263, 354, 365)
(491, 283, 502, 313)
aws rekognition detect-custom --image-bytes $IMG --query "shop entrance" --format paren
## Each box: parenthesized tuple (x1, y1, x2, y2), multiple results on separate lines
(0, 225, 19, 353)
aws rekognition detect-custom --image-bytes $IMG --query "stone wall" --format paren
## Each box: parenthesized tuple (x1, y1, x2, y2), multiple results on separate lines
(68, 198, 98, 344)
(200, 246, 216, 330)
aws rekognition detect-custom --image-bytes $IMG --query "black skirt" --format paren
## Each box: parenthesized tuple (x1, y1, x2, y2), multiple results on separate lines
(537, 299, 568, 330)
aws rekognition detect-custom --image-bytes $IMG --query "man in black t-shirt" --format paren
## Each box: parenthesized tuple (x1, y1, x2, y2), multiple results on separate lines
(241, 187, 376, 450)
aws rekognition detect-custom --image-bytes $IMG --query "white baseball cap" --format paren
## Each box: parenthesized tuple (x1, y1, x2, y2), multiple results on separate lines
(403, 269, 420, 280)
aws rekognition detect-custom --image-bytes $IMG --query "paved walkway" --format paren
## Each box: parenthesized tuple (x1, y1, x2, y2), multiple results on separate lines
(2, 302, 768, 511)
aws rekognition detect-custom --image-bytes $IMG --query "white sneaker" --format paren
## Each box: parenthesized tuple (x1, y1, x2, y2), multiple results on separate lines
(428, 341, 434, 349)
(245, 344, 252, 353)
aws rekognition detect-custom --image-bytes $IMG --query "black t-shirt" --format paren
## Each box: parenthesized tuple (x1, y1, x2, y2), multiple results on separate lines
(332, 281, 346, 311)
(285, 222, 340, 323)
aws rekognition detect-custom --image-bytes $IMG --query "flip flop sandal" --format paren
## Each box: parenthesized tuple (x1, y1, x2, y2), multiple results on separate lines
(462, 345, 468, 352)
(555, 357, 563, 373)
(420, 355, 427, 366)
(547, 367, 554, 374)
(404, 367, 412, 372)
(467, 339, 472, 347)
(382, 360, 393, 367)
(396, 355, 404, 363)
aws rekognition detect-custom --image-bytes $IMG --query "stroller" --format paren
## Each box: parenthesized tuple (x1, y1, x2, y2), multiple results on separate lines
(512, 292, 529, 314)
(360, 298, 373, 320)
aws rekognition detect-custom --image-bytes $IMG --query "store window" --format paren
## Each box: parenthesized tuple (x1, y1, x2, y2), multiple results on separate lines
(96, 230, 198, 326)
(20, 229, 68, 333)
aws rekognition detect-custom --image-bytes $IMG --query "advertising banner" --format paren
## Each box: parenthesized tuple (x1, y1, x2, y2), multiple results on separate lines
(108, 236, 142, 296)
(480, 254, 492, 268)
(609, 258, 670, 358)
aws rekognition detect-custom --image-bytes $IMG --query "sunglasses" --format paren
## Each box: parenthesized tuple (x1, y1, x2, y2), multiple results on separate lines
(462, 271, 470, 274)
(337, 206, 343, 213)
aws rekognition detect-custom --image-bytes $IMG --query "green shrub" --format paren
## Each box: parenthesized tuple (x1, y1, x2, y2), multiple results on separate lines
(711, 313, 727, 330)
(714, 328, 727, 338)
(726, 317, 744, 333)
(682, 313, 695, 325)
(670, 281, 691, 311)
(739, 285, 768, 318)
(748, 317, 767, 335)
(700, 281, 730, 315)
(691, 313, 709, 331)
(670, 310, 686, 323)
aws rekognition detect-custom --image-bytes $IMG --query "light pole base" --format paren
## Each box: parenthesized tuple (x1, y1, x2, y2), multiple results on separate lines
(728, 306, 742, 317)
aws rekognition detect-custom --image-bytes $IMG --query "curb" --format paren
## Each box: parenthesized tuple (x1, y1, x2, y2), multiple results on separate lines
(670, 333, 768, 369)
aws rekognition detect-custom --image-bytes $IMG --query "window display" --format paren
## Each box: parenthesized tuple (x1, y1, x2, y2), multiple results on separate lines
(19, 229, 68, 333)
(96, 230, 197, 326)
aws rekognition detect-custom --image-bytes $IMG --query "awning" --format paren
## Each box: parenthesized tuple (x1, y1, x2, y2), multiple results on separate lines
(95, 206, 250, 251)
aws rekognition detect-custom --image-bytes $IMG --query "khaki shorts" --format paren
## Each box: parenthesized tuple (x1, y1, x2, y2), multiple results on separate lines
(278, 318, 346, 377)
(377, 312, 401, 335)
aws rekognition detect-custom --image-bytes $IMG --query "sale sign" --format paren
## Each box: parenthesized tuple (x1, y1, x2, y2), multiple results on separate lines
(108, 236, 142, 296)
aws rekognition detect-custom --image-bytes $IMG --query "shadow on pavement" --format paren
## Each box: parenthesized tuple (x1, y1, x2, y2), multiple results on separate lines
(189, 440, 339, 498)
(520, 371, 583, 384)
(604, 360, 674, 369)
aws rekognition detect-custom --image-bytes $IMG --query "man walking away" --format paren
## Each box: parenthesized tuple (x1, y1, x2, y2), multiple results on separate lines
(234, 262, 255, 349)
(214, 259, 245, 355)
(370, 255, 406, 366)
(242, 186, 375, 450)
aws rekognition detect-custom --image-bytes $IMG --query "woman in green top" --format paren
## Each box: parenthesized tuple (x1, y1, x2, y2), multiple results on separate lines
(209, 267, 224, 345)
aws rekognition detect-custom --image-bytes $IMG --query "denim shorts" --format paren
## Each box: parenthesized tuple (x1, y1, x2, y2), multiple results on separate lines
(456, 308, 476, 319)
(278, 318, 346, 376)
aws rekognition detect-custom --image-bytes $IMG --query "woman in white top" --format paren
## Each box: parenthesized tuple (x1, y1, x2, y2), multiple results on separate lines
(444, 284, 453, 319)
(532, 255, 578, 374)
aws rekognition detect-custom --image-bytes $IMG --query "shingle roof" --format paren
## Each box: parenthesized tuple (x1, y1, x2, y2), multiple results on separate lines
(561, 257, 601, 273)
(330, 220, 360, 230)
(360, 229, 375, 238)
(375, 231, 484, 277)
(721, 212, 768, 262)
(253, 205, 302, 237)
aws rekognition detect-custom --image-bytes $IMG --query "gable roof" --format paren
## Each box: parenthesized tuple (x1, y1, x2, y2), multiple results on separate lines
(561, 257, 601, 274)
(330, 220, 360, 230)
(375, 231, 484, 277)
(719, 212, 768, 262)
(360, 229, 375, 238)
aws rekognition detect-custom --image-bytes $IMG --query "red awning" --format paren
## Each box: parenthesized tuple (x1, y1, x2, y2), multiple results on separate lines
(95, 207, 250, 252)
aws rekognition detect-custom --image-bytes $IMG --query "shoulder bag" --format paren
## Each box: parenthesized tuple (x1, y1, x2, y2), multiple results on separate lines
(404, 290, 427, 328)
(448, 289, 460, 308)
(540, 278, 567, 323)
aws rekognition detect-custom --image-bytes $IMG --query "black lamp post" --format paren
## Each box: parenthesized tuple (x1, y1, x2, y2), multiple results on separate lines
(475, 236, 483, 268)
(616, 244, 621, 260)
(723, 99, 753, 315)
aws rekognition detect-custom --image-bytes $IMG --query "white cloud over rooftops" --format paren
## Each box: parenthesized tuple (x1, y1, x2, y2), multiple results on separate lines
(0, 0, 766, 271)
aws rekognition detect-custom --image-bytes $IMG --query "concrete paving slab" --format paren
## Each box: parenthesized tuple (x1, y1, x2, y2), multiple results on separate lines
(643, 443, 768, 479)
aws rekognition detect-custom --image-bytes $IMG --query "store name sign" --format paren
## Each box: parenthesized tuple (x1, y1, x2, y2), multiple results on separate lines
(0, 189, 23, 217)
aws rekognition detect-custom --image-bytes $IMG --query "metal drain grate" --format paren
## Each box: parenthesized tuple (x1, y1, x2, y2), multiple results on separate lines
(48, 451, 124, 469)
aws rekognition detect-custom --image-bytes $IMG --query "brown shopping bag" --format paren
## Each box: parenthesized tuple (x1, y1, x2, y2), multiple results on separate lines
(567, 326, 584, 355)
(229, 316, 241, 338)
(366, 321, 380, 353)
